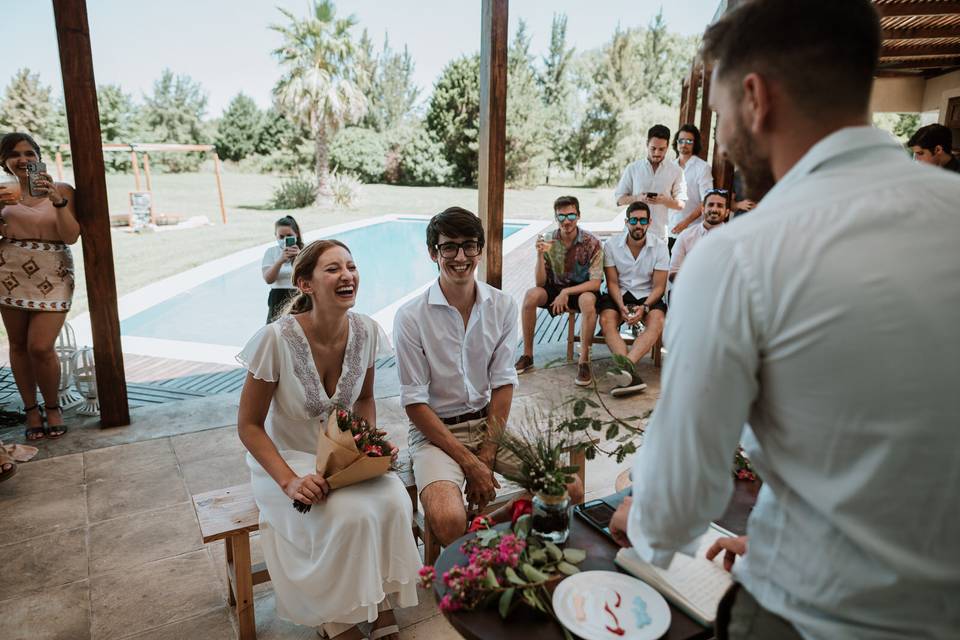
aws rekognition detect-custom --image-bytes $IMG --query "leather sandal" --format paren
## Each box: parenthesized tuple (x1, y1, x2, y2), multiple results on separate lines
(23, 405, 45, 441)
(43, 404, 68, 439)
(0, 447, 17, 483)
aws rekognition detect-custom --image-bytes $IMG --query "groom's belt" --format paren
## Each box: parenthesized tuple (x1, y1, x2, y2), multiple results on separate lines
(440, 407, 488, 426)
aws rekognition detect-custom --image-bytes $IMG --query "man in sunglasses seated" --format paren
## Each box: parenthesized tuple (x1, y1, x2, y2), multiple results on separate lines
(515, 195, 603, 387)
(669, 189, 731, 282)
(597, 202, 669, 397)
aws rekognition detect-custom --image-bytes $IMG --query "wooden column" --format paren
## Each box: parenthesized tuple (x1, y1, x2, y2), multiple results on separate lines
(680, 63, 700, 128)
(130, 149, 141, 190)
(698, 64, 712, 162)
(52, 0, 130, 427)
(478, 0, 508, 289)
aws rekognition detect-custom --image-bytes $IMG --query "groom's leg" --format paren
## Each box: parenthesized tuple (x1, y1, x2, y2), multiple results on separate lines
(420, 481, 468, 547)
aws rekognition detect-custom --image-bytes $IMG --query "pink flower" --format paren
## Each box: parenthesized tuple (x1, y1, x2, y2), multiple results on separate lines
(496, 534, 526, 567)
(418, 566, 436, 589)
(439, 594, 461, 612)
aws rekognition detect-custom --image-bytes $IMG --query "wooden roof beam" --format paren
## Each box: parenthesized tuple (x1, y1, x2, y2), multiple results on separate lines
(875, 2, 960, 18)
(881, 43, 960, 57)
(877, 56, 960, 70)
(883, 25, 960, 40)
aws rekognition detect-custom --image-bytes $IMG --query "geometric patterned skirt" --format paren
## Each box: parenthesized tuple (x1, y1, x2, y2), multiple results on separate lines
(0, 238, 75, 312)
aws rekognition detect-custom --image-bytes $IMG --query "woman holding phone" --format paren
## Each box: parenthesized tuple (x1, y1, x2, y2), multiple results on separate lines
(0, 132, 80, 441)
(262, 215, 303, 323)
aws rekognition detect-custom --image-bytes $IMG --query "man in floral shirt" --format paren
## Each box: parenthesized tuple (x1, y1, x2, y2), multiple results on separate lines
(515, 196, 603, 386)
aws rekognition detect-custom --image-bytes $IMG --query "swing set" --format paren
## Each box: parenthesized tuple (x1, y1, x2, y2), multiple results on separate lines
(55, 142, 228, 226)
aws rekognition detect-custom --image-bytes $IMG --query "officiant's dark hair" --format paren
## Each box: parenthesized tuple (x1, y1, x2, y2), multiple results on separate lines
(426, 207, 485, 258)
(286, 239, 352, 315)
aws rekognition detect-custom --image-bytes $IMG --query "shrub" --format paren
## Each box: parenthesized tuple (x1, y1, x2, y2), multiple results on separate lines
(328, 170, 362, 208)
(383, 125, 454, 186)
(269, 174, 317, 209)
(328, 127, 387, 183)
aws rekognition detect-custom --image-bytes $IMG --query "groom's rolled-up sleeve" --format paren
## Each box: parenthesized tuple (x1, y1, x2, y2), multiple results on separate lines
(488, 298, 520, 390)
(393, 309, 431, 407)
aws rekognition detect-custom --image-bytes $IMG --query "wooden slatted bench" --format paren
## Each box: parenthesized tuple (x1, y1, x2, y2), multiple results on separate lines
(192, 447, 586, 638)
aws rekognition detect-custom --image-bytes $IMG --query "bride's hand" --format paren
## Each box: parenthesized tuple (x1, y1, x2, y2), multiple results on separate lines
(386, 441, 399, 464)
(283, 473, 329, 504)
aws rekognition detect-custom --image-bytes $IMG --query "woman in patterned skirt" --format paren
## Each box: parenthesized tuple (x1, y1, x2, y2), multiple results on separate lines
(0, 133, 79, 440)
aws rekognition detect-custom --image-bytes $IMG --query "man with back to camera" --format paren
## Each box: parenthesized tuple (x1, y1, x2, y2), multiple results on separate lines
(907, 123, 960, 172)
(615, 124, 687, 244)
(394, 207, 583, 548)
(669, 188, 730, 282)
(608, 1, 960, 638)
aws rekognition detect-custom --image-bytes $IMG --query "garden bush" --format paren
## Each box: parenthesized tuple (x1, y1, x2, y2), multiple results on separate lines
(269, 174, 317, 209)
(328, 170, 362, 208)
(329, 127, 387, 183)
(383, 126, 453, 186)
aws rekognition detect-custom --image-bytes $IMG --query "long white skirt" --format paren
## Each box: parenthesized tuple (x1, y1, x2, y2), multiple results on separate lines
(249, 450, 421, 627)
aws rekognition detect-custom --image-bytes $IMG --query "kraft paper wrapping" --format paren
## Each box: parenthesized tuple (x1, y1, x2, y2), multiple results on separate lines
(315, 412, 391, 490)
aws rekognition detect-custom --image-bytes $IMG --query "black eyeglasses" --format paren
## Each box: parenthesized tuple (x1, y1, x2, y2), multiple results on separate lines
(435, 240, 482, 258)
(555, 213, 579, 222)
(626, 216, 650, 226)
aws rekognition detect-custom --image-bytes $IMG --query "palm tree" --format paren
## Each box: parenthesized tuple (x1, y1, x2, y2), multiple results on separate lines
(271, 0, 367, 190)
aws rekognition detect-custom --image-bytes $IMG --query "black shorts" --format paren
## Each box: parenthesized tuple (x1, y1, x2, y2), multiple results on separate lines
(539, 283, 591, 316)
(597, 291, 667, 318)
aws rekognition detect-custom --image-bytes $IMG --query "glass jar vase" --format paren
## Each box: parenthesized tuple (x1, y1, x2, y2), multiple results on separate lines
(532, 491, 571, 544)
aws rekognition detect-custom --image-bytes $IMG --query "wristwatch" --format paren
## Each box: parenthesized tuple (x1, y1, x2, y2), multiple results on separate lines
(52, 197, 68, 209)
(642, 304, 650, 314)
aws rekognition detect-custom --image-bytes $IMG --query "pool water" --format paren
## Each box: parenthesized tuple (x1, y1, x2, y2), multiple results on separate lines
(121, 219, 523, 347)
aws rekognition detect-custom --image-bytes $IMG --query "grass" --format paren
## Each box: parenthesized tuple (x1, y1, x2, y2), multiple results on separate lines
(46, 167, 622, 324)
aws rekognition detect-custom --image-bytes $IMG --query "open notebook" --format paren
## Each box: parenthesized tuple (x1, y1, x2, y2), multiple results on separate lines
(614, 524, 734, 627)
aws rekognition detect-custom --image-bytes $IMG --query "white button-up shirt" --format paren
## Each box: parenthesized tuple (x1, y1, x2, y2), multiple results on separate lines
(669, 155, 714, 237)
(629, 126, 960, 639)
(668, 221, 723, 279)
(614, 158, 687, 240)
(603, 230, 670, 299)
(393, 279, 518, 420)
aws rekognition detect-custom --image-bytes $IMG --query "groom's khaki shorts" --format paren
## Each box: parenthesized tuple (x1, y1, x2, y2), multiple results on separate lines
(408, 417, 523, 497)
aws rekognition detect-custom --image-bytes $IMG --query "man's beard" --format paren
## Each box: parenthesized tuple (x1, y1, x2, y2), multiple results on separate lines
(727, 116, 776, 201)
(630, 228, 646, 241)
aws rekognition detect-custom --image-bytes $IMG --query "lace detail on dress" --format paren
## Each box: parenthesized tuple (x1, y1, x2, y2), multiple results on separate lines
(279, 315, 327, 418)
(333, 313, 368, 406)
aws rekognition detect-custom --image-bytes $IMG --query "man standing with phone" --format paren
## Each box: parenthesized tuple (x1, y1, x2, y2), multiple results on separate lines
(615, 124, 687, 244)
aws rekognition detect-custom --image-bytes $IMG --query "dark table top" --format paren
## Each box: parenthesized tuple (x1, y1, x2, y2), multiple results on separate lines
(433, 479, 759, 640)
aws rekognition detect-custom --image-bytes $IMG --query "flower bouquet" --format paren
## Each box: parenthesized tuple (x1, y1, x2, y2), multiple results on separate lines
(419, 513, 587, 639)
(293, 407, 394, 513)
(733, 445, 758, 482)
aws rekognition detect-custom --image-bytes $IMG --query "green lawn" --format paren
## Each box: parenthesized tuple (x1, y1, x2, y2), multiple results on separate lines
(52, 168, 620, 319)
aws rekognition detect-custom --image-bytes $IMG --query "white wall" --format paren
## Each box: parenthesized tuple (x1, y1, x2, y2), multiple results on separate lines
(920, 69, 960, 123)
(870, 77, 924, 113)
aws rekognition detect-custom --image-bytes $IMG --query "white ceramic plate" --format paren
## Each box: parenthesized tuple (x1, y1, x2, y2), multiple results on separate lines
(552, 570, 671, 640)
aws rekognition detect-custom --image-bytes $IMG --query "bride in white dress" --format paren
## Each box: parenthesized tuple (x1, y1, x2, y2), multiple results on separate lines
(237, 239, 421, 640)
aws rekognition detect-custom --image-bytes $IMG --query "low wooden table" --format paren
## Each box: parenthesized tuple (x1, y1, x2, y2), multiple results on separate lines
(433, 480, 759, 640)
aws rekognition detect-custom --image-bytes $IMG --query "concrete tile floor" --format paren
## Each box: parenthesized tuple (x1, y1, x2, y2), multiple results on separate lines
(0, 344, 659, 639)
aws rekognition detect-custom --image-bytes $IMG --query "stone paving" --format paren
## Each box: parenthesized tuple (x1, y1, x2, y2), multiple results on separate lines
(0, 341, 662, 640)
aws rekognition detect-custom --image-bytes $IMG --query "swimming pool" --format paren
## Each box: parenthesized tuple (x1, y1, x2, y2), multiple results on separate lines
(119, 217, 528, 351)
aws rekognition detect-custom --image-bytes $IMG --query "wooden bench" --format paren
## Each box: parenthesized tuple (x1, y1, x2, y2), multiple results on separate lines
(566, 311, 662, 367)
(192, 448, 586, 638)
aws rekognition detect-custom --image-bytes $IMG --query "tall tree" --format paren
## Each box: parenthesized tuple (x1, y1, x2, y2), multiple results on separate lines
(505, 20, 549, 185)
(425, 54, 481, 186)
(539, 13, 576, 182)
(216, 93, 263, 161)
(271, 0, 367, 189)
(365, 35, 419, 132)
(140, 69, 209, 171)
(0, 69, 57, 156)
(97, 84, 139, 172)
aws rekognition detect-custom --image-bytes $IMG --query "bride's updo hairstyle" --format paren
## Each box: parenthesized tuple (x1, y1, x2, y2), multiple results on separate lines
(285, 239, 352, 314)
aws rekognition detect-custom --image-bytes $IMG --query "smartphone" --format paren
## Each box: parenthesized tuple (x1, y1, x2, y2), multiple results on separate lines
(26, 161, 46, 197)
(284, 236, 297, 247)
(645, 192, 659, 199)
(575, 500, 617, 537)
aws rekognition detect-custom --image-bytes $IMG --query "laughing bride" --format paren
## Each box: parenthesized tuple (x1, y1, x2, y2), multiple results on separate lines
(237, 239, 420, 640)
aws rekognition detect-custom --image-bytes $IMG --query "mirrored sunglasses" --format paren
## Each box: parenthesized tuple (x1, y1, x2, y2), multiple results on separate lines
(555, 213, 579, 222)
(627, 216, 650, 226)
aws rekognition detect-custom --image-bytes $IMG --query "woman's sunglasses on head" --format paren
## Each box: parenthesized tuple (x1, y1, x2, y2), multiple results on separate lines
(555, 213, 579, 222)
(677, 139, 695, 145)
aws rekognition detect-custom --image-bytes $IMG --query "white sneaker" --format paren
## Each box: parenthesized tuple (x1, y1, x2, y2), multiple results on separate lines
(606, 369, 632, 388)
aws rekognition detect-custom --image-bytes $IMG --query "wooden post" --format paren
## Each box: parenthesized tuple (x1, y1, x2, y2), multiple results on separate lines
(52, 0, 129, 427)
(477, 0, 508, 289)
(678, 77, 689, 132)
(681, 63, 700, 128)
(698, 63, 712, 162)
(54, 151, 64, 181)
(212, 152, 228, 224)
(130, 149, 141, 191)
(142, 152, 152, 191)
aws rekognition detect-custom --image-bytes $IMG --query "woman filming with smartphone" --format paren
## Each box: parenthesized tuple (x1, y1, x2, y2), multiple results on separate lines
(262, 215, 303, 323)
(0, 132, 80, 443)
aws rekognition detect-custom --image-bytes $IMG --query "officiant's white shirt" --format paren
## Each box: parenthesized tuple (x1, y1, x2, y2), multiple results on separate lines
(394, 279, 518, 419)
(629, 126, 960, 639)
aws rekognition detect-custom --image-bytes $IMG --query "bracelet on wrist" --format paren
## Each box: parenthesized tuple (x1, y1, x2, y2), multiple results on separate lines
(52, 197, 68, 209)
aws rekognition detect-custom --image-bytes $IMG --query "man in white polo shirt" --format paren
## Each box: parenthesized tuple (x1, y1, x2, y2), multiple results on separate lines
(669, 188, 730, 282)
(597, 201, 669, 397)
(615, 124, 687, 242)
(394, 207, 583, 547)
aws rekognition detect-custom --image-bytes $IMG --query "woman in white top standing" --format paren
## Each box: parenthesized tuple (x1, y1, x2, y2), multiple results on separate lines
(668, 124, 714, 253)
(237, 239, 420, 640)
(262, 215, 302, 323)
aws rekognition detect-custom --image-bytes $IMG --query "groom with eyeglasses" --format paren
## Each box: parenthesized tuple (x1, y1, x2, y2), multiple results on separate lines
(515, 195, 603, 387)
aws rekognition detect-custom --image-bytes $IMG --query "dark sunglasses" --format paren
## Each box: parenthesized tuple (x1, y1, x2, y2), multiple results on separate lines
(435, 240, 482, 258)
(626, 216, 650, 226)
(555, 213, 579, 222)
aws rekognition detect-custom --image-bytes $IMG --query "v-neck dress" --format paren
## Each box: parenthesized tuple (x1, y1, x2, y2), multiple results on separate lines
(237, 312, 420, 627)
